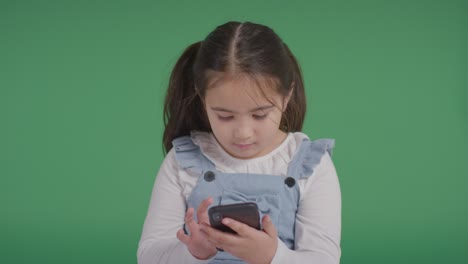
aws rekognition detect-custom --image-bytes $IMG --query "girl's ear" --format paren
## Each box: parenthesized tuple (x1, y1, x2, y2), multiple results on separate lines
(282, 82, 295, 112)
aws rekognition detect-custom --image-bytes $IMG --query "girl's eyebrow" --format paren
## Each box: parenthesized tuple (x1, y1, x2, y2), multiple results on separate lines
(210, 105, 274, 113)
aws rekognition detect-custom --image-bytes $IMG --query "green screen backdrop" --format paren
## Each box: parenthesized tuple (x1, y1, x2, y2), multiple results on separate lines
(2, 0, 467, 263)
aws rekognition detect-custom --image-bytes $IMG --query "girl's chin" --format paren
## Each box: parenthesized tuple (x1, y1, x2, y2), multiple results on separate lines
(228, 148, 265, 160)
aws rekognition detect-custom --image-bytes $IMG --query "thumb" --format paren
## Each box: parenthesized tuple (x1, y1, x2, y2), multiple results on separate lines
(262, 215, 278, 238)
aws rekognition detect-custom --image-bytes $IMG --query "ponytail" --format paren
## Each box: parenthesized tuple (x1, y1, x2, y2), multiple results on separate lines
(163, 42, 209, 153)
(281, 43, 306, 132)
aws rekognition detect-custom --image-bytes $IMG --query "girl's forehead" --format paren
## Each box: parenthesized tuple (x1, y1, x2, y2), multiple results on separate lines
(204, 73, 283, 110)
(205, 71, 280, 99)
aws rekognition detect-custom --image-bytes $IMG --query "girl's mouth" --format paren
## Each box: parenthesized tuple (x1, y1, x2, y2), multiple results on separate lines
(234, 143, 254, 150)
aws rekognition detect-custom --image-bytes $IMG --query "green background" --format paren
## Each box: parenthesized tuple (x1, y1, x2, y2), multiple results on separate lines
(2, 0, 467, 263)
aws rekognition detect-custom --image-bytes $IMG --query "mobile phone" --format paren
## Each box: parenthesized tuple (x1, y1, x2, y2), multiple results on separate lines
(208, 202, 260, 234)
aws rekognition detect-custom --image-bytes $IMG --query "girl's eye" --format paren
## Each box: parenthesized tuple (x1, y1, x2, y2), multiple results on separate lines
(253, 114, 268, 120)
(218, 116, 234, 121)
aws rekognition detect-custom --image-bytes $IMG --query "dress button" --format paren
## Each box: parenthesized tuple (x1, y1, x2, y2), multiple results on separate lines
(284, 177, 296, 188)
(204, 171, 216, 182)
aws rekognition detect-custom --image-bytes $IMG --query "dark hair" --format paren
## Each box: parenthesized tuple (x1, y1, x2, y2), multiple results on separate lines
(163, 21, 306, 153)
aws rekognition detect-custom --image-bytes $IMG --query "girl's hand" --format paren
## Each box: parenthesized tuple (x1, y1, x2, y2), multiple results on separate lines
(176, 197, 218, 260)
(200, 214, 278, 264)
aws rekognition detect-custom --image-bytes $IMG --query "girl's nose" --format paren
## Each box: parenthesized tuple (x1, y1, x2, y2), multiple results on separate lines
(233, 124, 253, 140)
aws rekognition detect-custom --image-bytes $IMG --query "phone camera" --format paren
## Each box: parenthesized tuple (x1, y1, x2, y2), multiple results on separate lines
(213, 212, 223, 221)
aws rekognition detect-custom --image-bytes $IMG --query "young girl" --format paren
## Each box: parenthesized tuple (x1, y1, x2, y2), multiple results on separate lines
(137, 21, 341, 264)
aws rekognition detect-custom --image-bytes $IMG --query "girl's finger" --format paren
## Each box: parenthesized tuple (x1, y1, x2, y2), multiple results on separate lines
(185, 207, 194, 223)
(221, 218, 251, 237)
(185, 208, 199, 233)
(261, 215, 278, 238)
(200, 224, 238, 247)
(176, 228, 190, 245)
(197, 197, 213, 223)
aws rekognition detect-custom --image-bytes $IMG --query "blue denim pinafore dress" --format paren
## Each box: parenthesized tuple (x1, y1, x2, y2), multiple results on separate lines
(172, 135, 335, 263)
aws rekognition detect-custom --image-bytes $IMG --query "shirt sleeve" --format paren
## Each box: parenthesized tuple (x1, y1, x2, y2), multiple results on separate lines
(137, 149, 215, 264)
(271, 151, 342, 264)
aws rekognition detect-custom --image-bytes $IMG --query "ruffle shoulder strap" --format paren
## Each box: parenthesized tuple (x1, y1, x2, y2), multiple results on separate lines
(287, 138, 335, 180)
(171, 136, 215, 174)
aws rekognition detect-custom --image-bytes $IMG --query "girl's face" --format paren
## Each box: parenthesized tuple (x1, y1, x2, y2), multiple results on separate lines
(204, 75, 290, 159)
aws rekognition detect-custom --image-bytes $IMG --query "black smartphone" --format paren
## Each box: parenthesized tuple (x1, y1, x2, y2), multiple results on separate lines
(208, 202, 261, 234)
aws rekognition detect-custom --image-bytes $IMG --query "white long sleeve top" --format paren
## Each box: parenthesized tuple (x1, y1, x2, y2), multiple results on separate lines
(137, 131, 342, 264)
